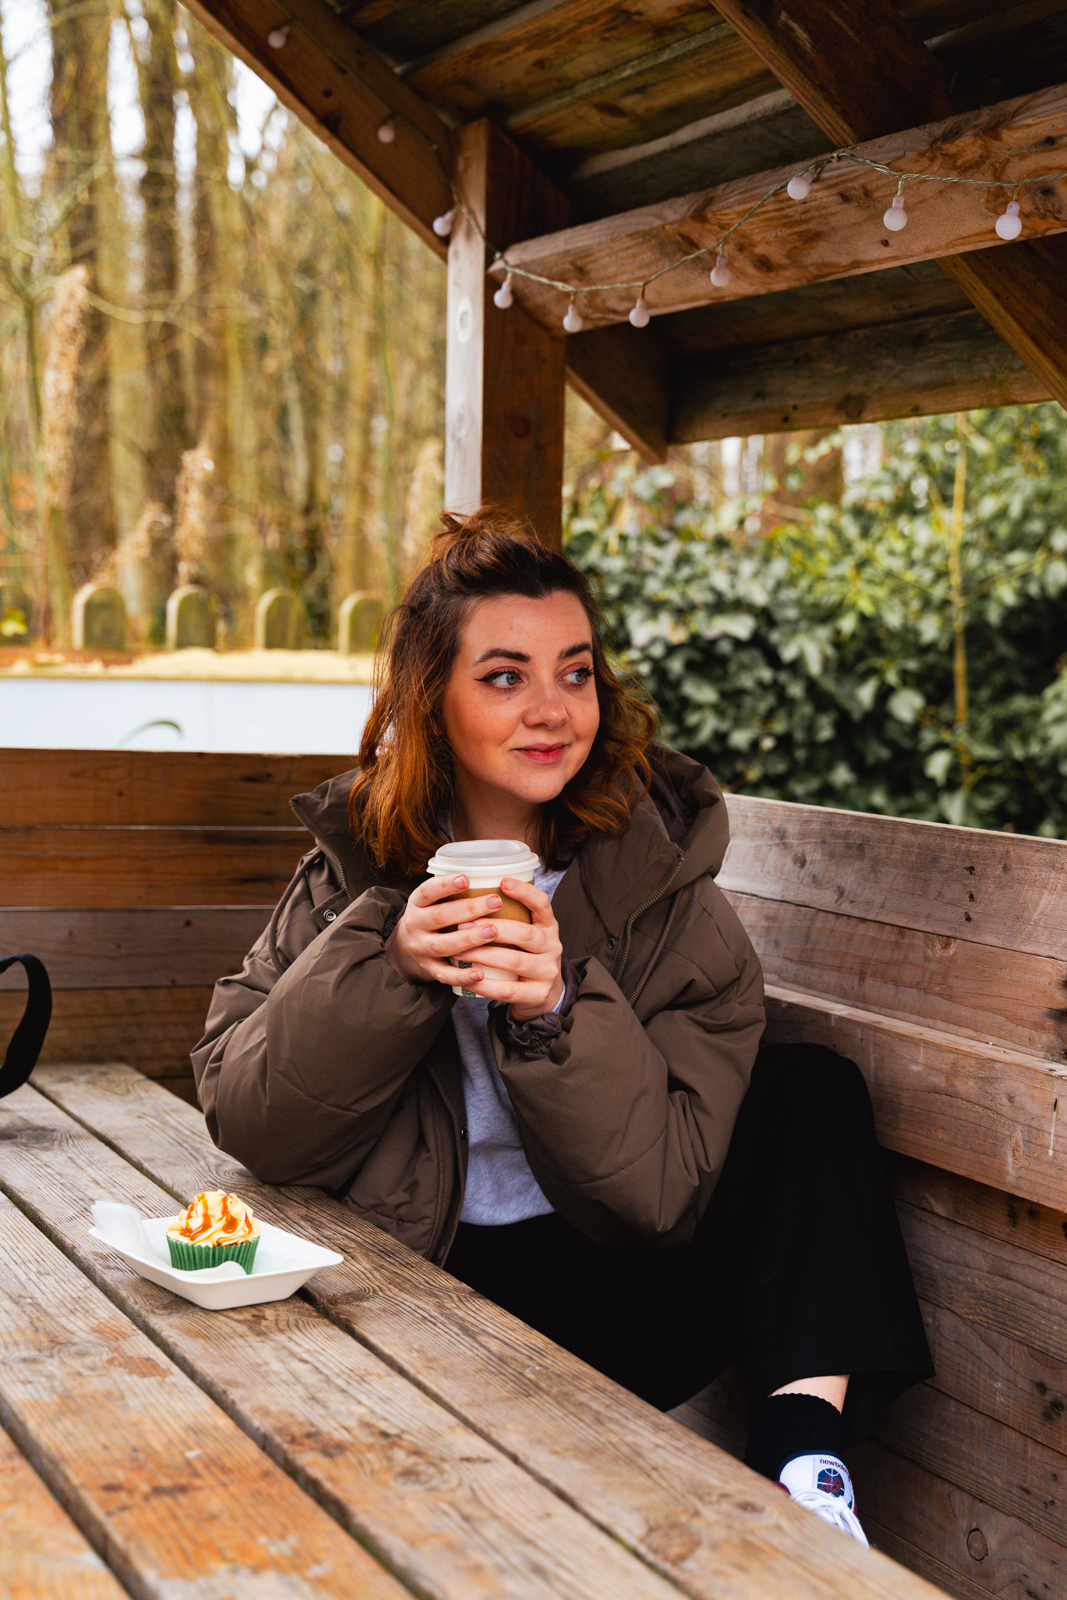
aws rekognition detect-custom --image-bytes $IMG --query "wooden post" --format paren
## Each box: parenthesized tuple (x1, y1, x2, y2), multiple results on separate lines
(445, 121, 569, 549)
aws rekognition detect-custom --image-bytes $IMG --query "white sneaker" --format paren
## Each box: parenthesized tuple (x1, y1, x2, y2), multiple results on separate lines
(779, 1453, 869, 1547)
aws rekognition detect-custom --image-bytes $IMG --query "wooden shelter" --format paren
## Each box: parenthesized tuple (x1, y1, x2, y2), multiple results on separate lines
(10, 6, 1060, 1598)
(186, 0, 1067, 543)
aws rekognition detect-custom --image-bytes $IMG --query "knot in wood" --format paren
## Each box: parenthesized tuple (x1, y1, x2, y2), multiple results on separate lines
(966, 1527, 988, 1561)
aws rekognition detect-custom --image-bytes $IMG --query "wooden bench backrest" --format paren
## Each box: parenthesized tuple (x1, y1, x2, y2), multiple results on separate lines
(720, 793, 1067, 1210)
(0, 748, 350, 1095)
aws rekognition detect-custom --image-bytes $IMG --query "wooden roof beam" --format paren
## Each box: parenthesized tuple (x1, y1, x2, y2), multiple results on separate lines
(671, 309, 1048, 442)
(495, 82, 1067, 332)
(712, 0, 1067, 410)
(186, 0, 669, 461)
(183, 0, 454, 252)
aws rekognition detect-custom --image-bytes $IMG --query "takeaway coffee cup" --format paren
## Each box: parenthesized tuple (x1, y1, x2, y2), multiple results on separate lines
(426, 839, 539, 994)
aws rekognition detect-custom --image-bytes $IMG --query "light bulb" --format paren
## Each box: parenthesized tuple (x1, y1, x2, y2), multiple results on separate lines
(628, 295, 650, 328)
(563, 301, 583, 333)
(709, 254, 732, 288)
(787, 172, 812, 201)
(995, 199, 1022, 240)
(432, 209, 455, 238)
(376, 120, 396, 145)
(493, 275, 514, 310)
(267, 23, 290, 47)
(883, 193, 908, 231)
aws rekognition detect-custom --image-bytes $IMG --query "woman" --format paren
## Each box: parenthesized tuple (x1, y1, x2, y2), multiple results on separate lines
(193, 509, 931, 1545)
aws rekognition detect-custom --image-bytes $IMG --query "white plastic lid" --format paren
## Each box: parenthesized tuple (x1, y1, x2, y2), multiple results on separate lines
(426, 838, 539, 879)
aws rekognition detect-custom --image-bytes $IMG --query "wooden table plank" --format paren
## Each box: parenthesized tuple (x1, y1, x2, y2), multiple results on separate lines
(0, 1195, 409, 1600)
(0, 1086, 690, 1600)
(0, 1424, 128, 1600)
(29, 1062, 947, 1599)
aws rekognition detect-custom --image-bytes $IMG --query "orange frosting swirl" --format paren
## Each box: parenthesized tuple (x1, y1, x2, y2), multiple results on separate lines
(167, 1190, 260, 1247)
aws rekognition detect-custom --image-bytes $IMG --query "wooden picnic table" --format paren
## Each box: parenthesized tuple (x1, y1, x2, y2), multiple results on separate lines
(0, 1061, 946, 1600)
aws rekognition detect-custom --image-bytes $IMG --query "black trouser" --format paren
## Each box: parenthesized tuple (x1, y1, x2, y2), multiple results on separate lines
(444, 1043, 933, 1446)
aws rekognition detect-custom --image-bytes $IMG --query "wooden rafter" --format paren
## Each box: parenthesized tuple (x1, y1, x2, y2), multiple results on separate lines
(493, 82, 1067, 330)
(712, 0, 1067, 408)
(186, 0, 669, 462)
(671, 310, 1047, 441)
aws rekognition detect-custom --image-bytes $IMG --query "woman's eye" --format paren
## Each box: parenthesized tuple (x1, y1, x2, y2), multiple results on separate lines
(564, 664, 593, 687)
(481, 669, 522, 689)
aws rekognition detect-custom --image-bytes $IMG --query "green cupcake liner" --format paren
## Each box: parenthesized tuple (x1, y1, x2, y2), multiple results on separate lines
(166, 1232, 260, 1275)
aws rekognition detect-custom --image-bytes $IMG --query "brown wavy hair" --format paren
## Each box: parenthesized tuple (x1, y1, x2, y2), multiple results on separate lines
(349, 507, 658, 873)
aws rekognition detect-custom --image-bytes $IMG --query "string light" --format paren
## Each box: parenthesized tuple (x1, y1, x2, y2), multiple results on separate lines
(628, 293, 650, 327)
(376, 119, 396, 145)
(709, 252, 732, 287)
(883, 180, 908, 231)
(267, 22, 291, 48)
(427, 141, 1063, 328)
(995, 198, 1023, 240)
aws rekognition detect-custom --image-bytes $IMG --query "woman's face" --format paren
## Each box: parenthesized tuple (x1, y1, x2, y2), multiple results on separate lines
(440, 590, 600, 834)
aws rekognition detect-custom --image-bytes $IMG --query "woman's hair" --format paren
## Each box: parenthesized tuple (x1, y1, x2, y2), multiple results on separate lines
(349, 506, 657, 873)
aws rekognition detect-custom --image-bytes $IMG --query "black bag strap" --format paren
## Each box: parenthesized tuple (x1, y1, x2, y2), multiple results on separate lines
(0, 954, 53, 1099)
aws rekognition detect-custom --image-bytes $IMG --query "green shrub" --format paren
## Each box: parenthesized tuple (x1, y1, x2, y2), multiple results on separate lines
(565, 407, 1067, 837)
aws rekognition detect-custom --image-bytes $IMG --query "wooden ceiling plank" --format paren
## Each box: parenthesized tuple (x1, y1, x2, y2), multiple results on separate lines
(183, 0, 453, 252)
(495, 81, 1067, 331)
(712, 0, 1067, 409)
(566, 326, 669, 463)
(671, 309, 1048, 441)
(396, 0, 577, 76)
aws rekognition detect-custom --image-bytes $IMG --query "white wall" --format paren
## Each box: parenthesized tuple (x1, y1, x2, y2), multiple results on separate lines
(2, 678, 373, 754)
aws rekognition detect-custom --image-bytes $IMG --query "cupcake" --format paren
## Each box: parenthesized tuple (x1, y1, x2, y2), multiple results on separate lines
(167, 1190, 261, 1274)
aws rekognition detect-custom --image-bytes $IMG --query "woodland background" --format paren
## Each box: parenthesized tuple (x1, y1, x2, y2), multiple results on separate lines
(2, 0, 1065, 834)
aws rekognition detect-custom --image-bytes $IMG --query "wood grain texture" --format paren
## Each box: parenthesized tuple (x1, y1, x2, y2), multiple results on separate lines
(764, 987, 1067, 1212)
(898, 1203, 1067, 1369)
(877, 1381, 1067, 1550)
(1, 825, 305, 907)
(671, 308, 1047, 439)
(27, 1064, 946, 1600)
(181, 0, 454, 252)
(727, 890, 1066, 1060)
(566, 322, 670, 462)
(720, 793, 1067, 960)
(0, 988, 211, 1085)
(0, 1424, 128, 1600)
(497, 82, 1067, 332)
(446, 119, 569, 544)
(888, 1155, 1067, 1268)
(853, 1441, 1067, 1600)
(0, 747, 346, 826)
(0, 1093, 693, 1600)
(1, 908, 270, 989)
(0, 1195, 407, 1600)
(711, 0, 1067, 409)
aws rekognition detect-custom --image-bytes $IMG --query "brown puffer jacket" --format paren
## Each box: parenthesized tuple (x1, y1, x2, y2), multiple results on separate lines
(191, 745, 765, 1265)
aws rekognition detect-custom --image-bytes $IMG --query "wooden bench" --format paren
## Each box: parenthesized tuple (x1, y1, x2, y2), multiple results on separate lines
(686, 795, 1067, 1599)
(3, 748, 1065, 1597)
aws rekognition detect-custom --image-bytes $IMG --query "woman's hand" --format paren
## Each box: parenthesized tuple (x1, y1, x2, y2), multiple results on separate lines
(385, 874, 564, 1020)
(454, 876, 564, 1021)
(385, 874, 506, 988)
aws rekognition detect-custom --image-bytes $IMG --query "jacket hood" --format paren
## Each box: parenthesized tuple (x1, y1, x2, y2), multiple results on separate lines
(289, 743, 730, 922)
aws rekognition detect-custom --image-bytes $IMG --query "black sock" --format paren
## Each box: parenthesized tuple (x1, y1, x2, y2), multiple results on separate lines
(745, 1393, 843, 1481)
